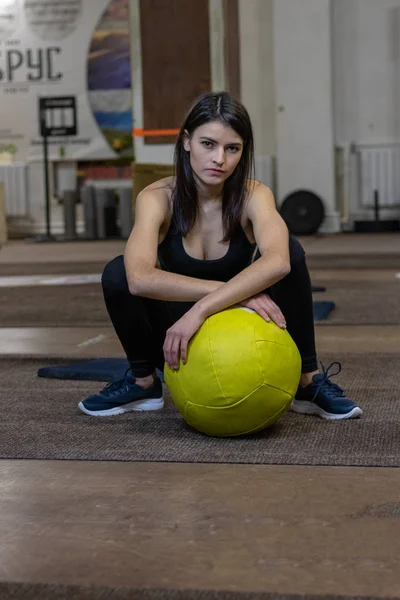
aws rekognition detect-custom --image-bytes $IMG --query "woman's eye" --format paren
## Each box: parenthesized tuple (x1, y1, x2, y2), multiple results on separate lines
(202, 141, 213, 148)
(227, 146, 239, 153)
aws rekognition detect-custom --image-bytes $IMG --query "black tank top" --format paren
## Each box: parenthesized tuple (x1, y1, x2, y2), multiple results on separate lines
(158, 222, 256, 282)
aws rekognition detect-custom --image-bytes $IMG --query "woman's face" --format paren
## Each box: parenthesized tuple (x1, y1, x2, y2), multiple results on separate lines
(183, 121, 244, 187)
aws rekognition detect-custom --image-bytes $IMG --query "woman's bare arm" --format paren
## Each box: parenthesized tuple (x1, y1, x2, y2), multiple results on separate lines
(194, 183, 290, 319)
(124, 187, 224, 301)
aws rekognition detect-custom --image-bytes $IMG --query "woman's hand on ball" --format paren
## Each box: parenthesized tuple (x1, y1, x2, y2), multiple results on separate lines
(239, 294, 287, 329)
(163, 306, 206, 369)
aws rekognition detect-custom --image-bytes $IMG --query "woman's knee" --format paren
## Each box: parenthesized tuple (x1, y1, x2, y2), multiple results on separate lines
(101, 255, 129, 295)
(288, 235, 305, 266)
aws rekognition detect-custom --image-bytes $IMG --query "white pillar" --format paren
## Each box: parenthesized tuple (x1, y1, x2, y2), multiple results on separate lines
(273, 0, 340, 232)
(239, 0, 275, 158)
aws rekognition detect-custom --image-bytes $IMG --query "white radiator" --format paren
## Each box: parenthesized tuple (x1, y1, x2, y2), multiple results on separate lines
(357, 146, 400, 207)
(0, 163, 29, 216)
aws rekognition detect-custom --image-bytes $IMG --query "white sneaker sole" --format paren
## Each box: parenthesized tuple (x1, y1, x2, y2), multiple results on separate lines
(78, 396, 164, 417)
(290, 400, 363, 420)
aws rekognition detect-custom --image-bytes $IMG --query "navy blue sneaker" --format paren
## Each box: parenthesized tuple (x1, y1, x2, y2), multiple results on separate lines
(290, 362, 362, 420)
(78, 370, 164, 416)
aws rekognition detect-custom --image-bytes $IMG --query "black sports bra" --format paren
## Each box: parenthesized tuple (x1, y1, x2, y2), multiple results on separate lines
(158, 222, 256, 282)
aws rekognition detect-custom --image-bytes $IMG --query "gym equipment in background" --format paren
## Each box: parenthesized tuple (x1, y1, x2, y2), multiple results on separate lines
(354, 190, 400, 232)
(38, 96, 78, 241)
(280, 189, 325, 236)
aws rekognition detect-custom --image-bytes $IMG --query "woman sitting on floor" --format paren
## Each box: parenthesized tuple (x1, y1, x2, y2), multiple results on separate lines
(78, 91, 362, 421)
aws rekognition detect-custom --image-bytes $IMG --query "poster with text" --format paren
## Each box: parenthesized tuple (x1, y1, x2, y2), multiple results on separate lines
(0, 0, 134, 162)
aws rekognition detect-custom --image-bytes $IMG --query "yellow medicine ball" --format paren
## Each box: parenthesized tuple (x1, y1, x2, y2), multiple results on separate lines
(165, 307, 301, 437)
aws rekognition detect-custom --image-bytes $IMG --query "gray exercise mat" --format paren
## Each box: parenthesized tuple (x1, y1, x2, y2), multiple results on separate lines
(0, 353, 398, 467)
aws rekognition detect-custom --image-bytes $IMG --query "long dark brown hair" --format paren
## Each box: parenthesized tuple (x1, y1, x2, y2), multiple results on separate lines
(172, 91, 255, 242)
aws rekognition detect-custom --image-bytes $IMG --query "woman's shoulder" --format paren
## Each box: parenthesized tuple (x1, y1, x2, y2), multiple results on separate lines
(140, 176, 175, 198)
(241, 180, 276, 228)
(245, 179, 273, 197)
(244, 180, 275, 209)
(135, 177, 175, 227)
(136, 176, 175, 210)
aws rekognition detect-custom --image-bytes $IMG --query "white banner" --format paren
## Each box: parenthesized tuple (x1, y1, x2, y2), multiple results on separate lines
(0, 0, 133, 162)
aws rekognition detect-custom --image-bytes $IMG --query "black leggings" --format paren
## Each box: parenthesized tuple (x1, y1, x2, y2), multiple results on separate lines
(102, 236, 318, 378)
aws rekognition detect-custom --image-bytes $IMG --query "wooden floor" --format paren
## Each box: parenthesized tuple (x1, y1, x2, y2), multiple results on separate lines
(1, 461, 399, 597)
(1, 234, 399, 598)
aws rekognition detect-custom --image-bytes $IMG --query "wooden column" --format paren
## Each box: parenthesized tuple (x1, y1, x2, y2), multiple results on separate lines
(139, 0, 212, 144)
